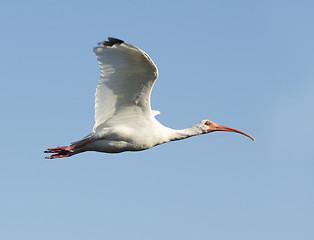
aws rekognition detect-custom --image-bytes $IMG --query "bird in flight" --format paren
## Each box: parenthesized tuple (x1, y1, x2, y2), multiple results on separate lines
(45, 37, 254, 159)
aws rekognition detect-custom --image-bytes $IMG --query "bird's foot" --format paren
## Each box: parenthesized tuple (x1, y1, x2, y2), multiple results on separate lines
(45, 146, 74, 153)
(44, 146, 77, 159)
(45, 137, 93, 159)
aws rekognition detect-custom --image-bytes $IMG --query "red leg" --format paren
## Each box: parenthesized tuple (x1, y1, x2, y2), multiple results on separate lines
(45, 137, 93, 159)
(45, 145, 75, 153)
(45, 149, 83, 159)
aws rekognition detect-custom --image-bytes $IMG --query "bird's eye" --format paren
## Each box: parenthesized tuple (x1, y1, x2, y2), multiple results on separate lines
(206, 121, 211, 125)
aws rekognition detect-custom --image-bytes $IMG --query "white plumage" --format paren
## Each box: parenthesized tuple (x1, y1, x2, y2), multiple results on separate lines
(45, 37, 254, 159)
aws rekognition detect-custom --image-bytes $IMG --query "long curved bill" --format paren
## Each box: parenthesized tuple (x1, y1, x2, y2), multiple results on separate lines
(214, 124, 255, 141)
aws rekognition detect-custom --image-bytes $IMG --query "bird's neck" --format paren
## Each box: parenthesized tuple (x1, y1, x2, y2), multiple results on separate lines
(167, 124, 204, 142)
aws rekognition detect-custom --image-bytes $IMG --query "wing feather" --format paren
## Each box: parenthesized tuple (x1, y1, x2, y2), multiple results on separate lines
(93, 38, 158, 131)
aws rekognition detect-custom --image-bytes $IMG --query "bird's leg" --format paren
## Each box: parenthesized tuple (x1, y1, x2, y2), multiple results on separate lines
(45, 149, 84, 159)
(45, 145, 82, 159)
(45, 137, 93, 159)
(45, 145, 75, 153)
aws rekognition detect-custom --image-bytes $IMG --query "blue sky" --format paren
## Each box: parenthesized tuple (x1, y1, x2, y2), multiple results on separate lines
(1, 0, 314, 239)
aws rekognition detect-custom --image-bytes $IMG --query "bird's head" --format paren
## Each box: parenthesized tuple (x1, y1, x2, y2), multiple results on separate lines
(200, 120, 255, 141)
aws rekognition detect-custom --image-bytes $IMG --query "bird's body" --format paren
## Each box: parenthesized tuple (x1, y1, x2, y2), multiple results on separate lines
(45, 38, 254, 159)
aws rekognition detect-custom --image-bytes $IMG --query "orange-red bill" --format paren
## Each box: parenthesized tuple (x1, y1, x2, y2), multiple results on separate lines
(213, 124, 255, 141)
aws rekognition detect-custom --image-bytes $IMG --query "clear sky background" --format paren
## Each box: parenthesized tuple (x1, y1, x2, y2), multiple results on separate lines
(1, 0, 314, 239)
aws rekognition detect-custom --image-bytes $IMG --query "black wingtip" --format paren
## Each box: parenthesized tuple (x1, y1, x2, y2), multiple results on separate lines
(101, 37, 124, 46)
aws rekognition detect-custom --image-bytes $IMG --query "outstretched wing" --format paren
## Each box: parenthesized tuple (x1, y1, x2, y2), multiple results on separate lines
(93, 38, 158, 131)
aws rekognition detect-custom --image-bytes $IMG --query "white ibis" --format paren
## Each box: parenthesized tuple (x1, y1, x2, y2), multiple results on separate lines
(45, 37, 254, 159)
